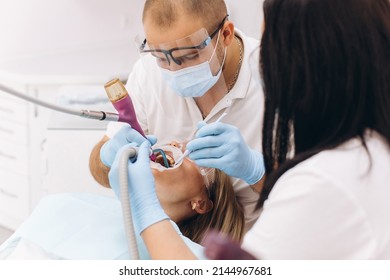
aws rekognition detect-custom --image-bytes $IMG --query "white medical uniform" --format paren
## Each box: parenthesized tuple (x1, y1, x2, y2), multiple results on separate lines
(0, 193, 206, 260)
(107, 29, 264, 230)
(242, 131, 390, 259)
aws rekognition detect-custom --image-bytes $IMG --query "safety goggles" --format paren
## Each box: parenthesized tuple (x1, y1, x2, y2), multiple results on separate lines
(138, 15, 229, 68)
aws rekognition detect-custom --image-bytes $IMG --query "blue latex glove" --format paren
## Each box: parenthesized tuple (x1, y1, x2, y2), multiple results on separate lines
(100, 124, 157, 168)
(186, 122, 265, 185)
(108, 141, 169, 235)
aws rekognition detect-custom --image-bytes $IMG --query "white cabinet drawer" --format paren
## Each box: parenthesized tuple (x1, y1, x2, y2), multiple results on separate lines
(0, 119, 28, 145)
(0, 169, 29, 221)
(0, 141, 28, 175)
(0, 92, 28, 124)
(0, 168, 28, 198)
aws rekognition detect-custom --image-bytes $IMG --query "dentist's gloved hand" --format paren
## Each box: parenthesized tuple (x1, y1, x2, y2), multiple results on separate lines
(100, 124, 157, 168)
(109, 141, 169, 235)
(186, 122, 265, 185)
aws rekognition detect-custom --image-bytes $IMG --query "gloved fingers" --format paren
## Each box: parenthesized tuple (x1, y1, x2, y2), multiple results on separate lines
(146, 135, 158, 146)
(110, 142, 139, 169)
(188, 144, 233, 161)
(100, 126, 134, 167)
(195, 122, 234, 138)
(113, 124, 133, 141)
(191, 158, 227, 170)
(186, 134, 226, 152)
(133, 141, 152, 166)
(196, 121, 207, 130)
(100, 140, 125, 167)
(125, 128, 147, 145)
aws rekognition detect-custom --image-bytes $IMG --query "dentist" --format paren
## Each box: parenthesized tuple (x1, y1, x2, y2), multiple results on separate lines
(90, 0, 265, 231)
(107, 0, 390, 259)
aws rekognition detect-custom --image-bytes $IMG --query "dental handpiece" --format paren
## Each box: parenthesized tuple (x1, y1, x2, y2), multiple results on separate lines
(104, 79, 146, 138)
(104, 78, 156, 161)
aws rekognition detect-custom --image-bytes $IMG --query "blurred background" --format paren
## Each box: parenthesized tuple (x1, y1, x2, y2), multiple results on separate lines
(0, 0, 263, 242)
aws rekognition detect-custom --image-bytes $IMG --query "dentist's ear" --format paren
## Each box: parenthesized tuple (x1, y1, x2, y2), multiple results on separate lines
(221, 20, 235, 46)
(191, 199, 213, 214)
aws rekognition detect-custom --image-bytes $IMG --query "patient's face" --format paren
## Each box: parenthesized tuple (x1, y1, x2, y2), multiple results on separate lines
(150, 142, 212, 220)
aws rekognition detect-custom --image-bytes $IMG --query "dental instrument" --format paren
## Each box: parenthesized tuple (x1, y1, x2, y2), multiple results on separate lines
(173, 112, 228, 167)
(104, 79, 156, 161)
(104, 79, 145, 138)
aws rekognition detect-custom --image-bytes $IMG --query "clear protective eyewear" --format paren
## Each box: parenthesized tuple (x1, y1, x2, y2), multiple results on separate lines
(138, 15, 228, 68)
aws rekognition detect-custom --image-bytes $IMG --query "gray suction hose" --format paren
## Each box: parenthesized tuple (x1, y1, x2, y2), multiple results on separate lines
(119, 147, 140, 260)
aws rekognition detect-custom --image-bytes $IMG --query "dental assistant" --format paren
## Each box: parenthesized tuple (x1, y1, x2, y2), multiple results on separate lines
(107, 0, 390, 259)
(90, 0, 265, 230)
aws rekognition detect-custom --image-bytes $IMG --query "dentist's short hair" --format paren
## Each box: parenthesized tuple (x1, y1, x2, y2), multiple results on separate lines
(142, 0, 228, 34)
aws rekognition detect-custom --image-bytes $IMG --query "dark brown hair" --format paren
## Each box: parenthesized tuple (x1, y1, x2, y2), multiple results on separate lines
(259, 0, 390, 208)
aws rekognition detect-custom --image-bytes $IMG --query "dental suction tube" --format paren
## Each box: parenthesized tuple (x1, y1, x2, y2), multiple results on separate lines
(118, 147, 140, 259)
(0, 84, 120, 122)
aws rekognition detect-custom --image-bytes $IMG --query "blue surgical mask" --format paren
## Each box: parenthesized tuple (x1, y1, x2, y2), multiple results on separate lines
(160, 34, 227, 98)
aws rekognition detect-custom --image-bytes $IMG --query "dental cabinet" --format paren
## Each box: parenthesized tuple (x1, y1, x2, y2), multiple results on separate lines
(0, 46, 133, 230)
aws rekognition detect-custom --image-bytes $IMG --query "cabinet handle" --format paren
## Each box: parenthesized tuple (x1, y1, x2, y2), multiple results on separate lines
(0, 106, 14, 114)
(0, 126, 14, 135)
(0, 188, 18, 198)
(0, 151, 16, 160)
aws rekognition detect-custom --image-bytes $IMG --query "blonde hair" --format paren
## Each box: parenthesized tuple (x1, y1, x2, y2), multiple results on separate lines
(177, 169, 245, 244)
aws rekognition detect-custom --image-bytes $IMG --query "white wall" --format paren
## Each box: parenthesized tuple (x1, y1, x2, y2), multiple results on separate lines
(0, 0, 145, 61)
(0, 0, 263, 62)
(226, 0, 263, 40)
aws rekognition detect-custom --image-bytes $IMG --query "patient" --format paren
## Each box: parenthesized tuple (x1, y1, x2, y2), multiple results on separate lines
(0, 141, 244, 259)
(151, 142, 245, 244)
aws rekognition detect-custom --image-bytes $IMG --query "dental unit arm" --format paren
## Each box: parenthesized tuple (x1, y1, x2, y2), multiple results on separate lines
(0, 84, 120, 122)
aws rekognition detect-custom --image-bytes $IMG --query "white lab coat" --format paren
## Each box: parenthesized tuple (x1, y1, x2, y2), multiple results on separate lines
(242, 131, 390, 259)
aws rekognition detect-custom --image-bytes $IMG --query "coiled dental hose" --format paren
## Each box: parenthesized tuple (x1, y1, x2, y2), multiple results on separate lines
(118, 147, 140, 260)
